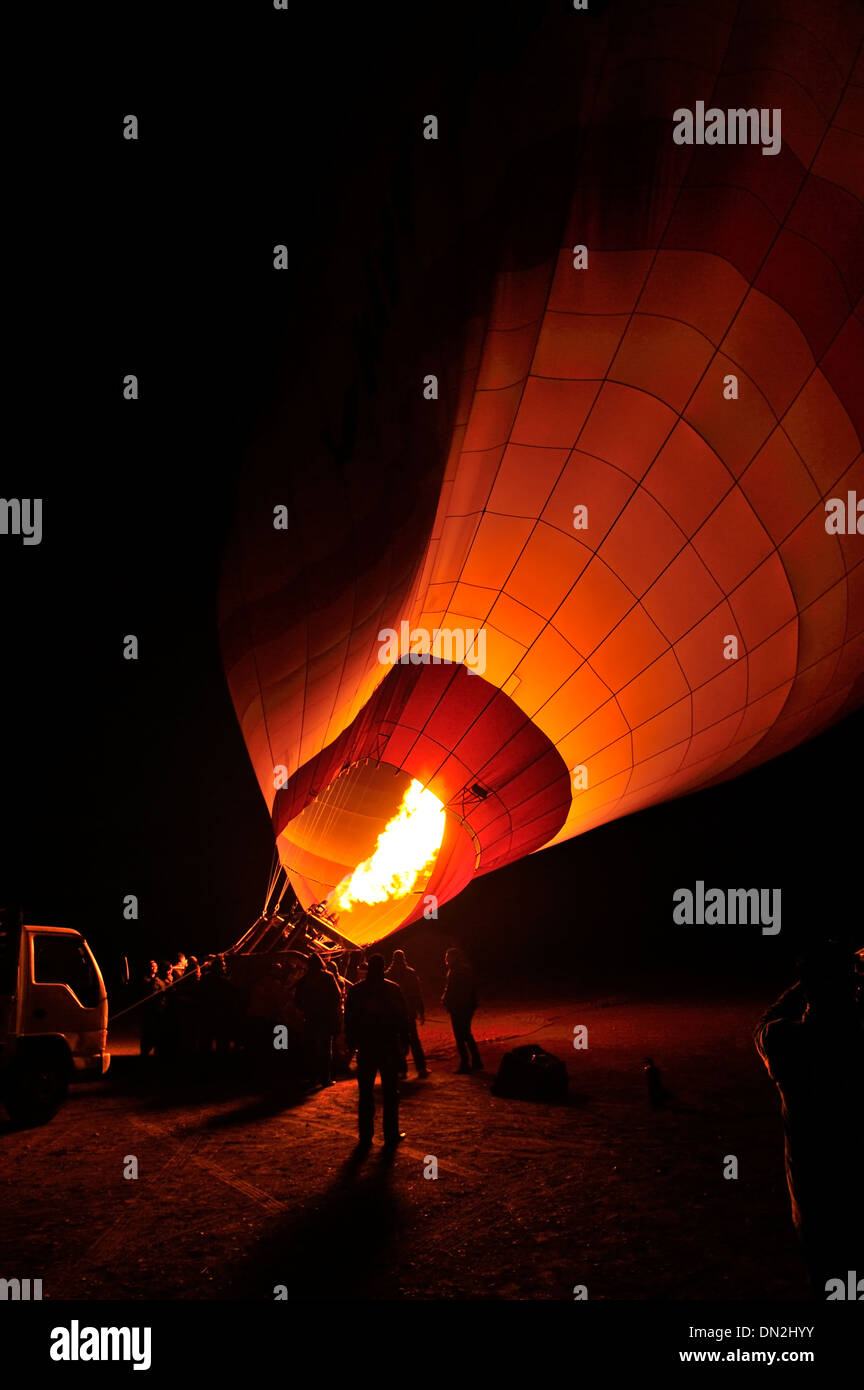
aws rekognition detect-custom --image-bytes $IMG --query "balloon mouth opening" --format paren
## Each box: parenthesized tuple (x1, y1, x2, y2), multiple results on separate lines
(330, 777, 446, 913)
(276, 761, 461, 945)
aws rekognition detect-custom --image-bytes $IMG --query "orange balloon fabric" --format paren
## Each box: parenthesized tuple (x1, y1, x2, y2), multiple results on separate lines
(220, 1, 864, 944)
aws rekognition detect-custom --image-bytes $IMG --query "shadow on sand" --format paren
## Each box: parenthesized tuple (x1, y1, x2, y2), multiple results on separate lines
(228, 1144, 405, 1300)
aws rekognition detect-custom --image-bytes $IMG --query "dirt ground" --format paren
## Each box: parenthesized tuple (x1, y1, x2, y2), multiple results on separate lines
(0, 994, 809, 1301)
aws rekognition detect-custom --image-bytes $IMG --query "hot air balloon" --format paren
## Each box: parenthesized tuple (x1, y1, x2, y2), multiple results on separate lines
(219, 0, 864, 948)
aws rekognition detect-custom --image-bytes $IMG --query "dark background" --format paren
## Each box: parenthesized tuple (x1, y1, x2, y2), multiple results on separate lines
(3, 1, 861, 1002)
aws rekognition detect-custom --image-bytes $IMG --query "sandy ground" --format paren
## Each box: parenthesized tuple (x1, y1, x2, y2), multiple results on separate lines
(0, 995, 808, 1301)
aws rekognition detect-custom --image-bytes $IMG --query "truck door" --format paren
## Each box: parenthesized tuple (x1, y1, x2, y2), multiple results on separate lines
(24, 931, 106, 1066)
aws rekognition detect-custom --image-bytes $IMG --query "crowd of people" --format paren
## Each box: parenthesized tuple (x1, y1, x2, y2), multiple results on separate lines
(135, 942, 483, 1148)
(135, 936, 864, 1285)
(137, 951, 238, 1060)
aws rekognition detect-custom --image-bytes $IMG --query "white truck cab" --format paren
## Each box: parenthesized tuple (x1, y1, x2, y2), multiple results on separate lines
(0, 914, 109, 1127)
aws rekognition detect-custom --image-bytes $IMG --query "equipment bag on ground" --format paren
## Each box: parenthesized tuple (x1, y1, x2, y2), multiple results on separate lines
(491, 1044, 569, 1101)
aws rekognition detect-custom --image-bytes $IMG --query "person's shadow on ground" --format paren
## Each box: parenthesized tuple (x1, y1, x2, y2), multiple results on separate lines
(229, 1146, 404, 1299)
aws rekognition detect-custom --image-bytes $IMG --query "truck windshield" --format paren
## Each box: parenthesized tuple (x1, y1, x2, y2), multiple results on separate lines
(33, 935, 100, 1009)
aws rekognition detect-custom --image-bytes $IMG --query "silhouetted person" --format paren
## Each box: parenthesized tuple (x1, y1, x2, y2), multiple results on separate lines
(248, 962, 286, 1062)
(140, 958, 160, 992)
(147, 960, 179, 1061)
(442, 947, 482, 1073)
(387, 948, 429, 1078)
(342, 951, 368, 1069)
(643, 1057, 668, 1108)
(296, 952, 343, 1087)
(174, 955, 204, 1056)
(198, 954, 236, 1054)
(139, 959, 163, 1057)
(346, 950, 366, 984)
(755, 942, 864, 1297)
(344, 953, 410, 1148)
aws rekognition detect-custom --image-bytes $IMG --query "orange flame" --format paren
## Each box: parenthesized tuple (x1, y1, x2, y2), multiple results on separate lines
(334, 778, 445, 911)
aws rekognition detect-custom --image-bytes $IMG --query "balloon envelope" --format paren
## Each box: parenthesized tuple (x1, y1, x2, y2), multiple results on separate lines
(220, 2, 864, 945)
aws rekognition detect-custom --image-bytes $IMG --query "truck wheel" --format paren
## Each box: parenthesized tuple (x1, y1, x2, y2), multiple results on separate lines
(3, 1055, 68, 1128)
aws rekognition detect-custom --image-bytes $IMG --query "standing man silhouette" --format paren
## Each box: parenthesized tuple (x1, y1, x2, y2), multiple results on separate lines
(387, 948, 429, 1078)
(344, 953, 411, 1148)
(755, 941, 864, 1296)
(442, 947, 483, 1073)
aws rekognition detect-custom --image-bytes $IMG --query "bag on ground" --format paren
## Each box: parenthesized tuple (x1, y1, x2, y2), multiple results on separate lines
(491, 1044, 569, 1101)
